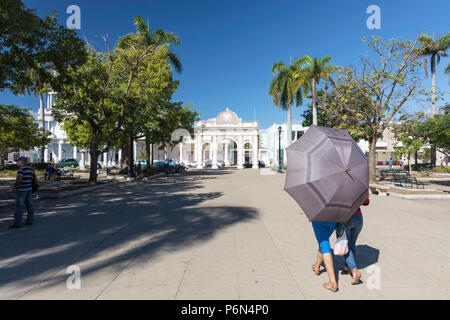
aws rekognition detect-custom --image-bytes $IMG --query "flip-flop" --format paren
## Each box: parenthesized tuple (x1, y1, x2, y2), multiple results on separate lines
(351, 274, 361, 285)
(312, 264, 320, 276)
(323, 282, 338, 292)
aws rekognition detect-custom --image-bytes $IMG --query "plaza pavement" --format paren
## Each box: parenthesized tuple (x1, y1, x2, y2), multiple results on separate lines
(0, 168, 449, 299)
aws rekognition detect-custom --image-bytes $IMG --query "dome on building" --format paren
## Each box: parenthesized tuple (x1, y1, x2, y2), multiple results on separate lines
(216, 108, 239, 125)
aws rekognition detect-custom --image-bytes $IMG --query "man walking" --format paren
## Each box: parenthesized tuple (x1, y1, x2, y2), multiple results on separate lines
(10, 157, 36, 229)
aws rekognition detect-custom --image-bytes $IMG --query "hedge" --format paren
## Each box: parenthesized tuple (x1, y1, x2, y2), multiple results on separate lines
(0, 163, 51, 171)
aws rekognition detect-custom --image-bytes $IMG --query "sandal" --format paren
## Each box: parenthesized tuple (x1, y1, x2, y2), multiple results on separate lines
(341, 265, 351, 275)
(351, 270, 361, 285)
(323, 282, 338, 292)
(312, 263, 320, 276)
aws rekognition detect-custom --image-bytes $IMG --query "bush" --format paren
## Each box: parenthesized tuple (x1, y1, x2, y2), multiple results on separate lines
(411, 163, 431, 171)
(1, 162, 53, 171)
(431, 166, 450, 173)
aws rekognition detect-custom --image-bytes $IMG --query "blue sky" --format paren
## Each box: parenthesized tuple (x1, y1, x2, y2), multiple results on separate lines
(1, 0, 449, 128)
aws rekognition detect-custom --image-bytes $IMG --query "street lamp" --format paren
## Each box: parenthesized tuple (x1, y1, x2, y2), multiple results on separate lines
(278, 126, 282, 172)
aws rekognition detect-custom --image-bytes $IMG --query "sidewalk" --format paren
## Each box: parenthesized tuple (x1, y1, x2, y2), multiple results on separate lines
(0, 169, 449, 299)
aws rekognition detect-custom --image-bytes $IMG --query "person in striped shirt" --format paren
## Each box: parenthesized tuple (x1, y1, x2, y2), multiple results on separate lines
(10, 157, 36, 229)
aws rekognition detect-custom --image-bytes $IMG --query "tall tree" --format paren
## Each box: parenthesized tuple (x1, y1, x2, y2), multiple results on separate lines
(269, 59, 306, 151)
(15, 63, 53, 162)
(319, 37, 424, 182)
(116, 15, 182, 176)
(0, 105, 51, 163)
(1, 0, 86, 92)
(414, 33, 450, 115)
(295, 55, 338, 126)
(392, 113, 425, 173)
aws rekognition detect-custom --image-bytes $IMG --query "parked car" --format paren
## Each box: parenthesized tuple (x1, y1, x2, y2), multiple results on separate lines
(203, 160, 212, 167)
(243, 162, 252, 168)
(258, 160, 265, 168)
(217, 160, 225, 167)
(7, 160, 17, 165)
(97, 162, 102, 169)
(56, 158, 78, 168)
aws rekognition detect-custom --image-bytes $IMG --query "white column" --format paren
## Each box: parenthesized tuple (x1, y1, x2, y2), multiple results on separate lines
(73, 145, 77, 160)
(103, 152, 108, 167)
(224, 142, 229, 166)
(118, 149, 122, 165)
(80, 152, 85, 170)
(212, 136, 218, 169)
(237, 136, 244, 169)
(133, 141, 138, 161)
(252, 136, 258, 169)
(58, 142, 62, 161)
(196, 135, 203, 169)
(179, 143, 183, 163)
(44, 145, 49, 163)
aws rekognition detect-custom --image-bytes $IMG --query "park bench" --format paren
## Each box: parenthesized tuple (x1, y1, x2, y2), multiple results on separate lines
(380, 169, 409, 181)
(392, 174, 425, 189)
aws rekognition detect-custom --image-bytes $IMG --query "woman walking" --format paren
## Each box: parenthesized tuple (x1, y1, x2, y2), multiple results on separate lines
(311, 221, 338, 292)
(340, 198, 370, 284)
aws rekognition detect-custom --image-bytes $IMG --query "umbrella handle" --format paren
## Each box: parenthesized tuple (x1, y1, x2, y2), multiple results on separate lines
(345, 168, 354, 180)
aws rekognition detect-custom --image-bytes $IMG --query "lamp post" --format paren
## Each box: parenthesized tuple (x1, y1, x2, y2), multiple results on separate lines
(278, 126, 282, 172)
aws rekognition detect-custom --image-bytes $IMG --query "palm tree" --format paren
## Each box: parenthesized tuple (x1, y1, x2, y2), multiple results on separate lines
(118, 15, 182, 73)
(269, 59, 306, 153)
(17, 64, 51, 162)
(415, 33, 450, 115)
(117, 15, 183, 176)
(294, 55, 337, 126)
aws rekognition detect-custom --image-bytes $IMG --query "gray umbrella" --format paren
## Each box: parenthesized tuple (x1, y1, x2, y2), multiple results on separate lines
(284, 126, 369, 223)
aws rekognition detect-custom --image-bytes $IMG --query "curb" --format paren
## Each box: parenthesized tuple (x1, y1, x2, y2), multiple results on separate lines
(141, 172, 167, 181)
(37, 180, 121, 199)
(387, 192, 450, 200)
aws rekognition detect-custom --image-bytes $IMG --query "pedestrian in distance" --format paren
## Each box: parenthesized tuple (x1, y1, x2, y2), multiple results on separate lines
(10, 157, 37, 229)
(388, 158, 393, 170)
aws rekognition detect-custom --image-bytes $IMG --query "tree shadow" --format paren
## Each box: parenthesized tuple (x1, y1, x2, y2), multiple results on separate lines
(0, 170, 257, 294)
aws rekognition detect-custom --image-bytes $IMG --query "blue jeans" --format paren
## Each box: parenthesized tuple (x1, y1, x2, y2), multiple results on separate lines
(14, 190, 34, 227)
(344, 214, 363, 271)
(312, 221, 337, 254)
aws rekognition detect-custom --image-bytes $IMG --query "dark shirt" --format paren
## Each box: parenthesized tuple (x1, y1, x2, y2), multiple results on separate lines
(17, 165, 36, 192)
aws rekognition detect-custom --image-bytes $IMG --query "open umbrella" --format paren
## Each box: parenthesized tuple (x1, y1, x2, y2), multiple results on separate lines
(284, 126, 369, 223)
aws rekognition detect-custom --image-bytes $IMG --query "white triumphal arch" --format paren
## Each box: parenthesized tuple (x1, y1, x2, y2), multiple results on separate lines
(179, 108, 259, 169)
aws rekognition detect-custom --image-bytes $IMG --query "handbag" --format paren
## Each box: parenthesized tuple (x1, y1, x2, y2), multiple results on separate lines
(334, 231, 349, 256)
(32, 179, 40, 193)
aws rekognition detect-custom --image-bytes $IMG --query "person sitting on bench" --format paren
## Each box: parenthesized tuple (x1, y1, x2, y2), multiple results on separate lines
(45, 164, 55, 180)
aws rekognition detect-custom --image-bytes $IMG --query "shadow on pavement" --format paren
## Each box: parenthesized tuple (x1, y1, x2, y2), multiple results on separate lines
(0, 169, 257, 293)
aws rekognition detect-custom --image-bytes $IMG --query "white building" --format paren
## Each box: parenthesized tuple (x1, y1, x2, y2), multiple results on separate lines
(13, 91, 444, 169)
(33, 96, 261, 169)
(259, 121, 309, 167)
(179, 108, 260, 169)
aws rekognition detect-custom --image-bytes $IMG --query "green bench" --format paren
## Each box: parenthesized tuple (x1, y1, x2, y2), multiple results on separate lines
(392, 174, 425, 189)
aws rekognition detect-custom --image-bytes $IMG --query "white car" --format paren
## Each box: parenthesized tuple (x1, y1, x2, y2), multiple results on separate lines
(7, 160, 17, 165)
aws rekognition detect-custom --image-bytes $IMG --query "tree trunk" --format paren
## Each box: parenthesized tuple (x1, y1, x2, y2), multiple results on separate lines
(39, 93, 45, 163)
(368, 137, 377, 183)
(312, 78, 318, 126)
(431, 145, 437, 168)
(286, 104, 292, 149)
(128, 133, 135, 178)
(415, 151, 418, 171)
(431, 56, 436, 115)
(88, 141, 99, 185)
(151, 143, 154, 166)
(408, 154, 411, 174)
(146, 139, 151, 176)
